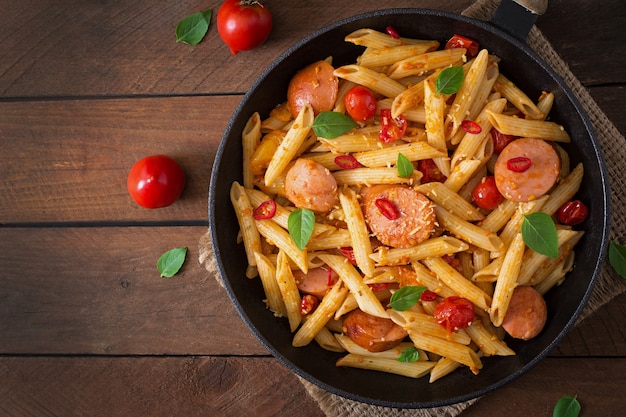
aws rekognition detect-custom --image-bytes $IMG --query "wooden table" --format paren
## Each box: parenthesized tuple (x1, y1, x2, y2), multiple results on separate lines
(1, 1, 625, 415)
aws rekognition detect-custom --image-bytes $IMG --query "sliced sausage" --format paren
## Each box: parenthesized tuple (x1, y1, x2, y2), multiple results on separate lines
(361, 184, 436, 248)
(343, 308, 408, 352)
(494, 137, 560, 202)
(287, 60, 338, 118)
(284, 158, 339, 213)
(293, 266, 337, 299)
(501, 286, 547, 340)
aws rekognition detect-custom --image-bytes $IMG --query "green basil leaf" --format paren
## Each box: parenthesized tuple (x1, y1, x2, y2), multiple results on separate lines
(521, 212, 558, 258)
(398, 346, 420, 363)
(397, 152, 414, 178)
(288, 208, 315, 250)
(389, 286, 427, 311)
(157, 247, 188, 278)
(312, 111, 356, 139)
(176, 9, 212, 45)
(609, 241, 626, 279)
(553, 395, 581, 417)
(435, 66, 464, 95)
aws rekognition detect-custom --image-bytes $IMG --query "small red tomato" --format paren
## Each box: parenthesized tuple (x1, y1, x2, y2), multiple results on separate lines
(300, 294, 319, 316)
(417, 159, 447, 183)
(344, 86, 377, 122)
(472, 176, 504, 210)
(127, 155, 185, 209)
(557, 200, 589, 225)
(445, 34, 480, 57)
(490, 128, 516, 154)
(217, 0, 272, 54)
(433, 296, 475, 332)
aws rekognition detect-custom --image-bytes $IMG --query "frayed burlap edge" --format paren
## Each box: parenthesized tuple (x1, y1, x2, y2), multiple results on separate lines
(199, 0, 626, 415)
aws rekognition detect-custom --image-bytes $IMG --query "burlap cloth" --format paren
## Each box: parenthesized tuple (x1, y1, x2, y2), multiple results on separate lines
(198, 0, 626, 414)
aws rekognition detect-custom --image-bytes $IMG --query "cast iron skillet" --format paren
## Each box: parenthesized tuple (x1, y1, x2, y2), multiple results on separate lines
(209, 0, 610, 409)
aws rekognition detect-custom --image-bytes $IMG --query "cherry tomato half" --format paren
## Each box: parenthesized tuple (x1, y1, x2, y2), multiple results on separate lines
(490, 128, 516, 154)
(344, 86, 377, 122)
(417, 159, 447, 183)
(127, 155, 185, 209)
(557, 200, 589, 225)
(433, 296, 475, 332)
(217, 0, 273, 55)
(445, 34, 480, 57)
(472, 176, 504, 210)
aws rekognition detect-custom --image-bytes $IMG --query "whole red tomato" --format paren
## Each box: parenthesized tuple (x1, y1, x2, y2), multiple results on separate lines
(472, 176, 504, 210)
(433, 296, 475, 332)
(217, 0, 272, 54)
(127, 155, 185, 209)
(344, 86, 377, 121)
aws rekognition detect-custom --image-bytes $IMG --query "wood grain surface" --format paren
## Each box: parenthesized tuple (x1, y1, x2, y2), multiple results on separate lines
(1, 0, 625, 416)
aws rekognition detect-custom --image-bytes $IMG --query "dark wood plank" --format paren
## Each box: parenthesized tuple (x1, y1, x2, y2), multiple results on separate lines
(0, 356, 623, 416)
(2, 226, 625, 357)
(0, 0, 472, 98)
(0, 96, 235, 224)
(0, 356, 326, 417)
(463, 358, 626, 416)
(0, 226, 264, 355)
(588, 85, 626, 137)
(537, 0, 626, 86)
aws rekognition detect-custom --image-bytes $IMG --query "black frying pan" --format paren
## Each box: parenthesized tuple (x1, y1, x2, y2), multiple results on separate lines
(209, 0, 610, 408)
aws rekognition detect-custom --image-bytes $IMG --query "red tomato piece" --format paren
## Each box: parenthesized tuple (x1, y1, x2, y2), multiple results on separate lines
(490, 128, 516, 154)
(472, 176, 504, 210)
(334, 154, 360, 169)
(375, 198, 399, 220)
(344, 86, 377, 122)
(127, 155, 185, 209)
(217, 0, 273, 54)
(253, 199, 276, 220)
(417, 159, 447, 183)
(557, 200, 589, 225)
(420, 290, 438, 302)
(433, 296, 475, 332)
(379, 109, 407, 143)
(445, 34, 480, 57)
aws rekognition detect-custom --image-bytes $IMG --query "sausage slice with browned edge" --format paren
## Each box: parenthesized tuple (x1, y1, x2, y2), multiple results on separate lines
(343, 308, 408, 352)
(494, 137, 560, 202)
(287, 60, 338, 118)
(501, 286, 547, 340)
(293, 267, 337, 299)
(284, 158, 339, 213)
(361, 184, 436, 248)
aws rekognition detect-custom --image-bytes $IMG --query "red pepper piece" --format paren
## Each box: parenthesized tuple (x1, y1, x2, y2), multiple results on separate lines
(461, 119, 482, 134)
(420, 290, 438, 302)
(253, 199, 277, 220)
(506, 156, 532, 172)
(334, 154, 360, 169)
(375, 198, 399, 220)
(386, 25, 400, 39)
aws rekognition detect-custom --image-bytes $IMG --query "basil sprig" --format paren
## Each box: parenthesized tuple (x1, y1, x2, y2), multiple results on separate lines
(288, 208, 315, 250)
(609, 241, 626, 279)
(176, 9, 212, 45)
(553, 395, 581, 417)
(312, 111, 356, 139)
(435, 66, 464, 95)
(521, 212, 558, 258)
(398, 346, 420, 363)
(157, 247, 188, 278)
(397, 152, 413, 178)
(389, 286, 427, 311)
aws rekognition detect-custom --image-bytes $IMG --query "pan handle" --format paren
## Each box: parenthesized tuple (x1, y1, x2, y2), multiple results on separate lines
(491, 0, 548, 41)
